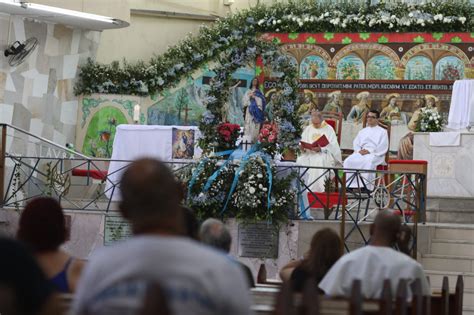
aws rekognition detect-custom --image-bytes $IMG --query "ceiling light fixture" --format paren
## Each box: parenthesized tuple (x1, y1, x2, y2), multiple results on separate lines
(0, 0, 126, 26)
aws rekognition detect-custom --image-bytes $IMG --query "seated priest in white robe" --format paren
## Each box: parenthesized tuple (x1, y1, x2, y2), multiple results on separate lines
(343, 110, 388, 191)
(297, 111, 342, 192)
(319, 210, 431, 299)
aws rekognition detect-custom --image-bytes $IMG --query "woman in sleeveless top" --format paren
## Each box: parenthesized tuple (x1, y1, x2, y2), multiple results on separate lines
(17, 197, 85, 293)
(279, 228, 343, 292)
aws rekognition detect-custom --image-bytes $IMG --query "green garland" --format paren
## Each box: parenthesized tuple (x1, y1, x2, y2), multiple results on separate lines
(74, 0, 473, 97)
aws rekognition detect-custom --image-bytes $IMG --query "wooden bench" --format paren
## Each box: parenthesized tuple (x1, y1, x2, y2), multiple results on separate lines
(251, 275, 464, 315)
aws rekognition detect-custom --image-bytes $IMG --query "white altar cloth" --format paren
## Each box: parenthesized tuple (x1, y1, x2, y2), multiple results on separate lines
(429, 132, 460, 146)
(447, 80, 474, 130)
(105, 124, 201, 200)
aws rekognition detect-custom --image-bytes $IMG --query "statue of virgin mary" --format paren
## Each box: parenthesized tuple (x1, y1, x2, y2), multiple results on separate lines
(242, 77, 266, 144)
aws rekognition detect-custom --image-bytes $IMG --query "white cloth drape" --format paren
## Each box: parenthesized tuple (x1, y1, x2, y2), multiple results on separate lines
(429, 132, 461, 146)
(447, 80, 474, 130)
(105, 125, 201, 201)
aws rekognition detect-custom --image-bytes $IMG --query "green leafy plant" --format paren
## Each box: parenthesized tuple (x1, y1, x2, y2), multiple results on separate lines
(74, 1, 473, 97)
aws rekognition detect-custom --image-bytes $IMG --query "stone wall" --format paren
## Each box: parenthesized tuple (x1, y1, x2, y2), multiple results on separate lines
(0, 16, 101, 147)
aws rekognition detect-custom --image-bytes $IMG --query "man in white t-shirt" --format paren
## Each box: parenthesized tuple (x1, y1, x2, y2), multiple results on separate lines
(71, 158, 251, 315)
(319, 210, 431, 299)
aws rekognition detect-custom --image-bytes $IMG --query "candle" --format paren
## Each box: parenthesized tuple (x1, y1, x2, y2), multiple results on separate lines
(133, 104, 140, 123)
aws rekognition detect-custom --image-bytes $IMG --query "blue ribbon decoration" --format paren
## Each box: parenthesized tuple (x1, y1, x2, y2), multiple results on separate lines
(221, 144, 260, 215)
(259, 152, 273, 212)
(202, 148, 239, 192)
(187, 148, 236, 201)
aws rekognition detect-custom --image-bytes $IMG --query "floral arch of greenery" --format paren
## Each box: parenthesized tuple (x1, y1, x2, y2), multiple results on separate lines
(179, 38, 301, 224)
(74, 1, 473, 97)
(197, 38, 300, 154)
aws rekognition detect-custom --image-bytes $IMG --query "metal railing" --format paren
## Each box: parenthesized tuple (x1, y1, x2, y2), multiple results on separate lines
(0, 123, 426, 257)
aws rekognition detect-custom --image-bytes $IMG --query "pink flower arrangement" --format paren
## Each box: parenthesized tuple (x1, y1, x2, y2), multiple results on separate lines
(259, 123, 278, 143)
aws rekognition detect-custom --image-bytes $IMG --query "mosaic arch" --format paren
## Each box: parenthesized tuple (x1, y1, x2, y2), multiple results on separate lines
(366, 55, 396, 80)
(336, 54, 365, 80)
(404, 56, 433, 80)
(281, 44, 331, 64)
(299, 55, 328, 79)
(330, 43, 401, 67)
(400, 43, 470, 67)
(435, 56, 465, 80)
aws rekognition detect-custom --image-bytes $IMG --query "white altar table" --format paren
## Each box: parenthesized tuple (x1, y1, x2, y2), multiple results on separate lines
(414, 132, 474, 198)
(105, 124, 201, 200)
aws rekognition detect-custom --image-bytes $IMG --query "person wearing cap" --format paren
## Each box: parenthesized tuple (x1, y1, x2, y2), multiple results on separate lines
(323, 90, 343, 114)
(347, 91, 370, 123)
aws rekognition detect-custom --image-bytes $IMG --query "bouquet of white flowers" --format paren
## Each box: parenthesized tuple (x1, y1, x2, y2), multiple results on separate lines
(416, 108, 443, 132)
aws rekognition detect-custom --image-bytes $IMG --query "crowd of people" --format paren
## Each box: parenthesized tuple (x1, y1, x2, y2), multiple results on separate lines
(0, 154, 432, 315)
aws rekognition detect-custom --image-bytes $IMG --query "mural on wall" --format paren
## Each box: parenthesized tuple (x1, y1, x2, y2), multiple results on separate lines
(404, 56, 433, 80)
(82, 107, 127, 158)
(258, 33, 474, 151)
(435, 56, 464, 81)
(300, 55, 328, 79)
(336, 55, 365, 80)
(366, 55, 395, 80)
(147, 66, 255, 127)
(78, 97, 145, 158)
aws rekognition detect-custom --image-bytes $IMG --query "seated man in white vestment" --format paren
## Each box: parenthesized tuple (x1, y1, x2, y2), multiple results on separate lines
(319, 210, 431, 299)
(297, 111, 342, 192)
(343, 110, 388, 190)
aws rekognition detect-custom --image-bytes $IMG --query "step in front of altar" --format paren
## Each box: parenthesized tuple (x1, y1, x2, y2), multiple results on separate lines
(426, 197, 474, 224)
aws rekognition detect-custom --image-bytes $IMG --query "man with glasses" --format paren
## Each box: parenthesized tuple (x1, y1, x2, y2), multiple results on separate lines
(343, 110, 388, 191)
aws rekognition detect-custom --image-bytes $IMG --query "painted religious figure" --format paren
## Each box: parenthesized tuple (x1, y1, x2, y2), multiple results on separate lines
(425, 94, 439, 111)
(397, 98, 426, 160)
(298, 90, 319, 116)
(242, 78, 266, 143)
(298, 90, 319, 127)
(322, 90, 343, 114)
(380, 93, 402, 122)
(264, 89, 277, 122)
(172, 128, 195, 159)
(347, 91, 371, 123)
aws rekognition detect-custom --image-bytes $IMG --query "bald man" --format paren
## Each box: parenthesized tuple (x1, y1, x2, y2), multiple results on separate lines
(200, 218, 255, 288)
(297, 110, 342, 192)
(319, 210, 430, 299)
